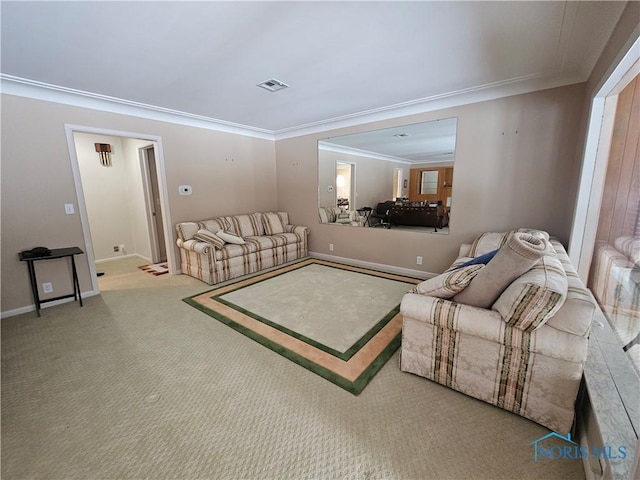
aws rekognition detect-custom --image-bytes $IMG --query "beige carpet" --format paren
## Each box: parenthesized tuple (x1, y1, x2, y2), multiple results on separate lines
(1, 257, 585, 479)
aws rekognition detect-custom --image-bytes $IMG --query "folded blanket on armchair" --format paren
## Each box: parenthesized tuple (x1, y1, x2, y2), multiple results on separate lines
(453, 232, 547, 308)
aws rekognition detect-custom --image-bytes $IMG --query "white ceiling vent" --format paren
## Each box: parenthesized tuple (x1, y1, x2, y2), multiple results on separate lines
(257, 78, 290, 92)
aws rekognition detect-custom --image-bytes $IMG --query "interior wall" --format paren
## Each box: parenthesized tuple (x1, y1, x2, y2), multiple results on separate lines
(1, 94, 277, 314)
(74, 133, 151, 262)
(276, 83, 587, 274)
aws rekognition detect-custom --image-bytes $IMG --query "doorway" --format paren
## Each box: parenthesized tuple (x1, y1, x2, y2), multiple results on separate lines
(336, 162, 355, 210)
(393, 168, 404, 200)
(65, 125, 174, 294)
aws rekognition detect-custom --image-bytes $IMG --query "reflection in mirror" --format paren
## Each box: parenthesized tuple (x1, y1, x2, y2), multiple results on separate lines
(318, 117, 457, 233)
(420, 170, 438, 194)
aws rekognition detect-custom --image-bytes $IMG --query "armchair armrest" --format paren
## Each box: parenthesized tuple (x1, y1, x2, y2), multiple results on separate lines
(401, 293, 587, 363)
(401, 293, 503, 337)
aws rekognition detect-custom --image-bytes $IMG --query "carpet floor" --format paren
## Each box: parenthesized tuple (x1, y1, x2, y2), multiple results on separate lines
(1, 257, 585, 479)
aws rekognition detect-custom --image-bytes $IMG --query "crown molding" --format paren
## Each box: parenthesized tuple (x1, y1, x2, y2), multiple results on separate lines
(318, 141, 412, 164)
(273, 72, 585, 140)
(0, 74, 275, 140)
(1, 72, 584, 142)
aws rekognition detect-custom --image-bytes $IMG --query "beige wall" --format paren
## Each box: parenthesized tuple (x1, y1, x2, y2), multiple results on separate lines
(0, 83, 588, 314)
(1, 94, 277, 313)
(276, 83, 587, 274)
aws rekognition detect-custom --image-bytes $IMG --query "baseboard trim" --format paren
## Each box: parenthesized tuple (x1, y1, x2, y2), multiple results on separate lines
(1, 290, 99, 319)
(95, 253, 151, 264)
(309, 252, 434, 279)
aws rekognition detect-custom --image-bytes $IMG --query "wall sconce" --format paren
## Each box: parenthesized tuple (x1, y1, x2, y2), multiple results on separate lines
(95, 143, 112, 167)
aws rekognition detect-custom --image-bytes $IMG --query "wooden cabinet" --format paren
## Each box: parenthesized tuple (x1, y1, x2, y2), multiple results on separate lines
(408, 166, 453, 205)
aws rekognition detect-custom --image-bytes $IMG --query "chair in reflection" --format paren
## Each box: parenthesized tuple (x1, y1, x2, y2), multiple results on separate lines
(318, 206, 365, 226)
(371, 202, 393, 228)
(356, 206, 373, 226)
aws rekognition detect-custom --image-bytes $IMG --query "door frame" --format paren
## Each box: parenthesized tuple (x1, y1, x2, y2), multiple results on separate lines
(64, 124, 175, 294)
(568, 36, 640, 281)
(140, 144, 166, 264)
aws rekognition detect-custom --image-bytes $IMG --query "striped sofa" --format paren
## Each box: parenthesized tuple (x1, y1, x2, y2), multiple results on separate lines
(176, 211, 309, 285)
(400, 230, 596, 434)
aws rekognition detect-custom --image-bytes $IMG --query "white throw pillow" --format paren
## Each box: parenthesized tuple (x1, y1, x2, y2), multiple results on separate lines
(411, 264, 484, 298)
(216, 230, 245, 245)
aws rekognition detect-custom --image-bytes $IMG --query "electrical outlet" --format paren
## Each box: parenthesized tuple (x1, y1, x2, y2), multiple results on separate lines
(113, 246, 119, 252)
(416, 256, 423, 265)
(118, 244, 125, 253)
(329, 243, 334, 252)
(42, 282, 53, 294)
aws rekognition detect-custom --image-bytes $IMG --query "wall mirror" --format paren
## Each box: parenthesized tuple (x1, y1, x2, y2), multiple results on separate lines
(318, 117, 457, 233)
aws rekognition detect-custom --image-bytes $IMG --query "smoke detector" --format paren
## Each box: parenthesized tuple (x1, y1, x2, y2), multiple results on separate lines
(257, 78, 290, 92)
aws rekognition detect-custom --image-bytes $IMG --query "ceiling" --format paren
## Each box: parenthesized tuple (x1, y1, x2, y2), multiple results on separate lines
(0, 1, 626, 138)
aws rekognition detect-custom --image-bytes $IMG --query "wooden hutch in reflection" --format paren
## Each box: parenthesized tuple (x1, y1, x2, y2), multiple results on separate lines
(408, 165, 453, 206)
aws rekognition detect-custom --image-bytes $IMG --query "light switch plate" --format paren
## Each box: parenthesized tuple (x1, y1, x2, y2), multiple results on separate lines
(64, 203, 75, 214)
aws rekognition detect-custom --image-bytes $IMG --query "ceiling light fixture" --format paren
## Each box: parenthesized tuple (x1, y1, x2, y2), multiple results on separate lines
(257, 78, 290, 92)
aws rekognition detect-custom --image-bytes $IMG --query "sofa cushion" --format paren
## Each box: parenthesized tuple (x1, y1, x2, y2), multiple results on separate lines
(262, 212, 286, 234)
(454, 233, 547, 308)
(277, 211, 290, 226)
(318, 207, 331, 224)
(493, 254, 568, 332)
(176, 222, 199, 241)
(412, 264, 484, 298)
(217, 231, 245, 245)
(468, 231, 514, 257)
(193, 229, 225, 249)
(200, 217, 229, 234)
(214, 242, 258, 261)
(226, 213, 264, 237)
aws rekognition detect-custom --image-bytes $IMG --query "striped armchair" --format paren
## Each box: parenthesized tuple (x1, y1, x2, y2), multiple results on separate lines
(400, 230, 596, 434)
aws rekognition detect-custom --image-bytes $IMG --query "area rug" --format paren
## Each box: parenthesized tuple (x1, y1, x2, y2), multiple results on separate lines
(139, 262, 169, 276)
(184, 258, 420, 394)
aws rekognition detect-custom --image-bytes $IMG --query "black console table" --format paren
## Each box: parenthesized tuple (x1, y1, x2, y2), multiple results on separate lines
(19, 247, 84, 317)
(389, 205, 446, 231)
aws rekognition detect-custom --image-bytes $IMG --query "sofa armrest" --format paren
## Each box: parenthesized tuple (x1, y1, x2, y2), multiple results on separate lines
(458, 243, 472, 258)
(286, 225, 309, 236)
(176, 238, 213, 254)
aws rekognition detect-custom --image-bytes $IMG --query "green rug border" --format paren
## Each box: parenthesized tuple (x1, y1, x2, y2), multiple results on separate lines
(183, 259, 418, 395)
(183, 295, 401, 395)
